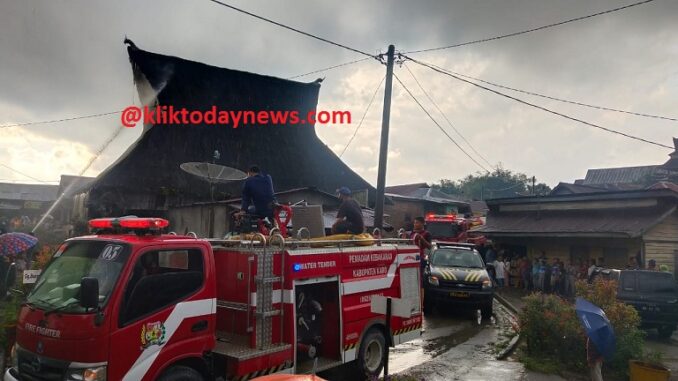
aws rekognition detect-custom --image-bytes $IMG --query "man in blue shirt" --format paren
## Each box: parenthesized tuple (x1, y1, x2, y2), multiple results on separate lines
(239, 165, 276, 220)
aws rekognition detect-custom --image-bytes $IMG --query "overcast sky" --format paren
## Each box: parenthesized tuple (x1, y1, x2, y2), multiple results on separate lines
(1, 0, 677, 189)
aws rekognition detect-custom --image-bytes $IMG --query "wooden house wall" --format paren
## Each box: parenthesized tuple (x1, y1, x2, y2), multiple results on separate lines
(643, 211, 678, 274)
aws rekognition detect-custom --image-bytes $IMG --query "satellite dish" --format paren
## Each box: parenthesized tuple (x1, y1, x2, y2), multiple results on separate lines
(180, 162, 247, 183)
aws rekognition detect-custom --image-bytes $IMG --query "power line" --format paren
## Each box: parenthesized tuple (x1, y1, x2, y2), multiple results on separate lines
(402, 62, 494, 168)
(405, 55, 673, 150)
(434, 64, 677, 122)
(340, 75, 386, 158)
(0, 126, 125, 184)
(393, 72, 490, 173)
(0, 179, 60, 183)
(288, 57, 373, 80)
(1, 60, 374, 129)
(206, 0, 378, 59)
(404, 0, 656, 54)
(0, 163, 56, 184)
(0, 110, 121, 129)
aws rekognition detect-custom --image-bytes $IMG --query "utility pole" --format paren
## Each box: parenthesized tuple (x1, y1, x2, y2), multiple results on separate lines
(374, 45, 395, 231)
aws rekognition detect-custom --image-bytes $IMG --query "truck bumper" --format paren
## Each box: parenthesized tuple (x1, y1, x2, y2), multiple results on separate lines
(425, 287, 493, 307)
(4, 368, 19, 381)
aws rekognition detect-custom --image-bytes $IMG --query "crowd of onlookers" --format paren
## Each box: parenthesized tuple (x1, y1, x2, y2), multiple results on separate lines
(477, 244, 672, 296)
(479, 245, 613, 297)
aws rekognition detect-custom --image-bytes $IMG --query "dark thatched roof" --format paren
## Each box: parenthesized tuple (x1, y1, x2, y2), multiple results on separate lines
(661, 138, 678, 171)
(87, 41, 372, 216)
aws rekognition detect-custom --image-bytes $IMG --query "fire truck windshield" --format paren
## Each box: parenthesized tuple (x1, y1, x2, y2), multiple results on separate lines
(27, 240, 130, 313)
(431, 248, 484, 269)
(427, 222, 460, 239)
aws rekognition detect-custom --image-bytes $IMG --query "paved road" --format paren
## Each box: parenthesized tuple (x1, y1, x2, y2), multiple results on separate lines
(320, 301, 521, 380)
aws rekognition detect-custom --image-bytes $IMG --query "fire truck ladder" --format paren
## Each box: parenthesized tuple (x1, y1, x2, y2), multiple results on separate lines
(254, 233, 286, 349)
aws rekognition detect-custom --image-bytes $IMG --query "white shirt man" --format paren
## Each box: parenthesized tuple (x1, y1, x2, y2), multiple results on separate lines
(493, 259, 506, 287)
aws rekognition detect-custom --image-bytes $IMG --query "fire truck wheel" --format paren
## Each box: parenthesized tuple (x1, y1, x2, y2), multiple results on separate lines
(158, 365, 204, 381)
(357, 328, 386, 378)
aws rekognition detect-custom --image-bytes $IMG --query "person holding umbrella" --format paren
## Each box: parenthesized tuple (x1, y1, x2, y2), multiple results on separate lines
(0, 232, 39, 289)
(0, 255, 9, 296)
(587, 337, 604, 381)
(576, 298, 616, 381)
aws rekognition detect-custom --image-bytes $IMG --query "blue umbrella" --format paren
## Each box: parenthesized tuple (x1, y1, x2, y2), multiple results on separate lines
(575, 297, 616, 361)
(0, 232, 39, 257)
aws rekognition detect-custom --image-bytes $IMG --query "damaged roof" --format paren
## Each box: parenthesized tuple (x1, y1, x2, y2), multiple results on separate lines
(87, 41, 372, 215)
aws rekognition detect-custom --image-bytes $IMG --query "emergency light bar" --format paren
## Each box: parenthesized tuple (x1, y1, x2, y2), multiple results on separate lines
(88, 217, 169, 230)
(425, 213, 456, 221)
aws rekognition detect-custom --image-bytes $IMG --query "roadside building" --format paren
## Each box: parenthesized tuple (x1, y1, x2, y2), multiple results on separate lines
(165, 187, 390, 238)
(475, 188, 678, 274)
(0, 182, 58, 231)
(384, 183, 470, 232)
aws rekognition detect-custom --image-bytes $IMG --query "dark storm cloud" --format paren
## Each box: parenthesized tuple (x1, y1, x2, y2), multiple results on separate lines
(1, 0, 676, 185)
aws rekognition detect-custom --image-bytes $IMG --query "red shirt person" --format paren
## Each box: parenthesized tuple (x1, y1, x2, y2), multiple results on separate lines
(410, 216, 432, 304)
(410, 217, 432, 266)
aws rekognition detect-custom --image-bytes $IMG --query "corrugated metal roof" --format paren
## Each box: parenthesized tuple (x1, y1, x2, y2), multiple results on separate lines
(384, 184, 468, 206)
(476, 206, 675, 238)
(549, 182, 609, 195)
(384, 183, 429, 195)
(582, 166, 658, 185)
(0, 183, 59, 202)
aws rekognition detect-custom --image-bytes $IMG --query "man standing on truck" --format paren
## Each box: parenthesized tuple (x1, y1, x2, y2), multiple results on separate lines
(239, 165, 276, 220)
(332, 187, 364, 234)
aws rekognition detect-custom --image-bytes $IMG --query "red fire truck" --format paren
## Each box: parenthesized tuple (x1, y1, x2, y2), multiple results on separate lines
(4, 217, 423, 381)
(424, 214, 486, 245)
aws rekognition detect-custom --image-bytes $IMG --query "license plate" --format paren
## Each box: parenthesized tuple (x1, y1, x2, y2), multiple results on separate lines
(450, 291, 470, 298)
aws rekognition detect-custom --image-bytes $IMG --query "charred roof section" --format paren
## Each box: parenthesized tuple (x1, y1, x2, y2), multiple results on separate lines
(87, 41, 372, 216)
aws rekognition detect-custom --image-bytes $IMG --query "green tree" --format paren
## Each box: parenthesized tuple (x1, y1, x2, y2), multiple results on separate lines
(433, 165, 551, 200)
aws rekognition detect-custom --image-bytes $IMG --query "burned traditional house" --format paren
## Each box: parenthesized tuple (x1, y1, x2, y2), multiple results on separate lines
(85, 41, 371, 220)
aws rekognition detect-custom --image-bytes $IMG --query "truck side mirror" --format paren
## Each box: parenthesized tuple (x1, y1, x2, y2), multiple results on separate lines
(4, 263, 17, 291)
(80, 277, 99, 310)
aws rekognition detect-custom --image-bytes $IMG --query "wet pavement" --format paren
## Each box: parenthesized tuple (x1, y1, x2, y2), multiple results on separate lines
(643, 330, 678, 381)
(394, 302, 525, 381)
(319, 301, 524, 381)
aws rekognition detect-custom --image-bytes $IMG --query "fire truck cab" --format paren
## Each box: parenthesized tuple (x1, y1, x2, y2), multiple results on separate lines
(424, 214, 485, 245)
(5, 217, 423, 381)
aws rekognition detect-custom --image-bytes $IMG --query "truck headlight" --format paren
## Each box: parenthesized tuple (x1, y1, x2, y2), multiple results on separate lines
(67, 365, 107, 381)
(428, 275, 439, 286)
(482, 279, 493, 290)
(10, 344, 18, 369)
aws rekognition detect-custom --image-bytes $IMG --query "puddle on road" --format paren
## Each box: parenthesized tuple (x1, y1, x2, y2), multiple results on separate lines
(387, 314, 490, 374)
(321, 305, 516, 380)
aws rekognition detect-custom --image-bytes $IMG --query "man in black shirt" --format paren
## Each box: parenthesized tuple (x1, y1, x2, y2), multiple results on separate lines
(239, 165, 276, 220)
(332, 187, 364, 235)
